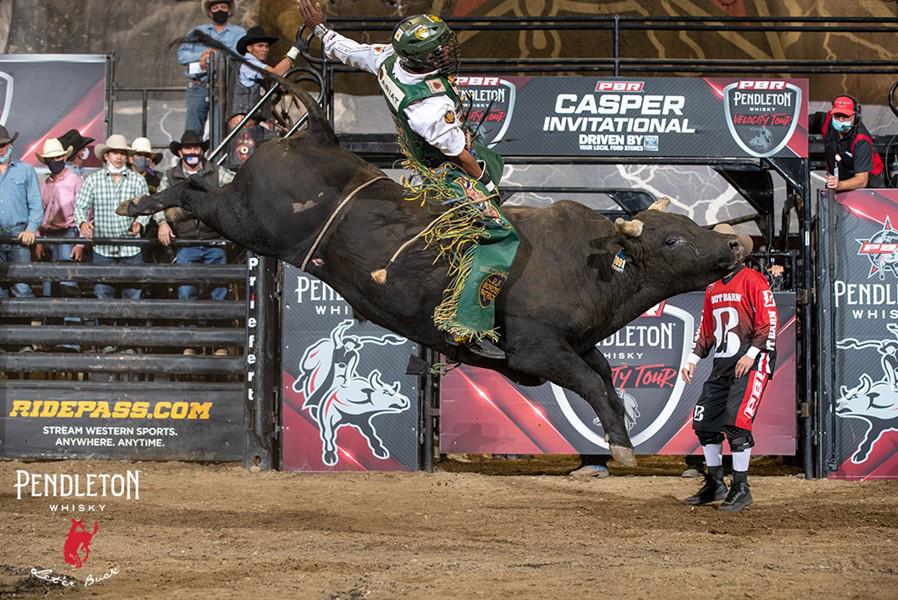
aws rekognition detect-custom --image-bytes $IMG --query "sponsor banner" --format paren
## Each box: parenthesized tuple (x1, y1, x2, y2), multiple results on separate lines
(12, 467, 137, 588)
(280, 265, 420, 472)
(0, 383, 243, 460)
(457, 76, 808, 159)
(0, 55, 106, 169)
(821, 189, 898, 479)
(440, 292, 796, 455)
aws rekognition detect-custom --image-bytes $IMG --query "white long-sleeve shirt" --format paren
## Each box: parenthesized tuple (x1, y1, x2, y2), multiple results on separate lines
(322, 31, 466, 157)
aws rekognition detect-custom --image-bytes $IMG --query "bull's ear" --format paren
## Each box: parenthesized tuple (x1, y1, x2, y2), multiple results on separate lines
(648, 196, 671, 212)
(615, 217, 644, 237)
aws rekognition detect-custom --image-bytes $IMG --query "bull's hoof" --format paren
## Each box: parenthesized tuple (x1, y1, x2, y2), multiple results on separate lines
(115, 198, 134, 217)
(610, 444, 637, 467)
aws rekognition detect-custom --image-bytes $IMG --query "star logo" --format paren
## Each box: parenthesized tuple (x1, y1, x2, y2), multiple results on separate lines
(856, 216, 898, 280)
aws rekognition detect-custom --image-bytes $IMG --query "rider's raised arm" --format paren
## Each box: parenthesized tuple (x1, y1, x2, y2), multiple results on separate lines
(299, 0, 392, 75)
(321, 31, 394, 76)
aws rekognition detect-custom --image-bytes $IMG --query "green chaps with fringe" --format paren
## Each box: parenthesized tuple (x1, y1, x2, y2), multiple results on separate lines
(429, 168, 519, 343)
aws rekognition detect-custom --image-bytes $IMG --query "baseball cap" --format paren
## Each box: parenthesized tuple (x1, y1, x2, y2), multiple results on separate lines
(832, 96, 856, 117)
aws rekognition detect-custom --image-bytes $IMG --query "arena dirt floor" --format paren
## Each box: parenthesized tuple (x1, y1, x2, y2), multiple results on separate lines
(1, 456, 897, 599)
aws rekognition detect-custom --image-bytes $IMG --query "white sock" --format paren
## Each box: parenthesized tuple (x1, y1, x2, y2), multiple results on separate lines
(702, 444, 723, 467)
(732, 448, 752, 472)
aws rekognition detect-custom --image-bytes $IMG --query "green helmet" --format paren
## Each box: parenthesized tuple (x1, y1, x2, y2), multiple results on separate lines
(391, 14, 459, 76)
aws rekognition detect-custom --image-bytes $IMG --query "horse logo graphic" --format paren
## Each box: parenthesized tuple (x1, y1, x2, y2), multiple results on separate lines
(835, 324, 898, 463)
(293, 320, 409, 466)
(63, 518, 98, 569)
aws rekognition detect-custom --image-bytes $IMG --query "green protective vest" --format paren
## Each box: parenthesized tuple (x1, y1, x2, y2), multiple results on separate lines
(376, 54, 504, 186)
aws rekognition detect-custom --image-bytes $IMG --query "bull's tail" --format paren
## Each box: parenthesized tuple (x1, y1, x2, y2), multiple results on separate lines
(172, 31, 336, 144)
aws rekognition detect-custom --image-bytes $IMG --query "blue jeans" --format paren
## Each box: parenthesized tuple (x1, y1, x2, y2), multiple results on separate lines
(176, 246, 227, 300)
(41, 227, 80, 298)
(0, 224, 35, 298)
(185, 83, 209, 135)
(93, 252, 143, 300)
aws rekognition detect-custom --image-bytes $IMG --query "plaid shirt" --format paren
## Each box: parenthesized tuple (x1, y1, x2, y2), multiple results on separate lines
(75, 168, 149, 258)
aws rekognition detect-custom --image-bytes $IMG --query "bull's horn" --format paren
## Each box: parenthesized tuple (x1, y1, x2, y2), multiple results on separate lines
(860, 373, 873, 392)
(840, 385, 848, 398)
(648, 196, 671, 212)
(370, 369, 383, 385)
(615, 217, 644, 237)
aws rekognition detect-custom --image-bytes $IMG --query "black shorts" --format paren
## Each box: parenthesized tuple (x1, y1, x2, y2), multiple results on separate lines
(691, 369, 769, 433)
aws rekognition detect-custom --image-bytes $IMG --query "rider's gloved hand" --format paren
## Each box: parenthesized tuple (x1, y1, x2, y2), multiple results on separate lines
(477, 161, 496, 193)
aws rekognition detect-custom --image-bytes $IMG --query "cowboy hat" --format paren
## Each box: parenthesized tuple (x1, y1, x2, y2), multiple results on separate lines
(713, 223, 754, 256)
(169, 130, 210, 155)
(94, 134, 131, 160)
(0, 125, 19, 145)
(58, 129, 95, 155)
(203, 0, 233, 12)
(237, 25, 279, 55)
(35, 138, 73, 164)
(130, 137, 163, 165)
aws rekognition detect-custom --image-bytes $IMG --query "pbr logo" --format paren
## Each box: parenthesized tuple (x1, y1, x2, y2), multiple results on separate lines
(0, 71, 13, 125)
(856, 216, 898, 280)
(835, 325, 898, 463)
(723, 80, 801, 158)
(292, 320, 410, 466)
(551, 303, 695, 449)
(456, 76, 516, 148)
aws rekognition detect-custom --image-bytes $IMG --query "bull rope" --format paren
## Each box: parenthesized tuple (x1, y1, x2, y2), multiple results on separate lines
(300, 175, 390, 271)
(369, 195, 495, 285)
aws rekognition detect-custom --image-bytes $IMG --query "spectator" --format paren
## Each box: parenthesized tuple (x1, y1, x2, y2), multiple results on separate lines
(178, 0, 246, 135)
(35, 137, 83, 297)
(0, 124, 42, 298)
(129, 137, 164, 193)
(57, 129, 95, 177)
(811, 95, 885, 191)
(228, 25, 301, 167)
(74, 134, 150, 302)
(228, 25, 295, 131)
(154, 130, 234, 356)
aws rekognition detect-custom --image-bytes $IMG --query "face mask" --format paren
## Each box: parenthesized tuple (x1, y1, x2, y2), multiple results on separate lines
(132, 156, 150, 172)
(831, 116, 852, 133)
(78, 147, 90, 160)
(107, 162, 127, 174)
(183, 154, 202, 167)
(211, 10, 229, 24)
(0, 147, 11, 164)
(47, 159, 66, 175)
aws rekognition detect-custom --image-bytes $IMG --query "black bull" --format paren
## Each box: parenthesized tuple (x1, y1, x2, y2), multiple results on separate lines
(120, 76, 746, 466)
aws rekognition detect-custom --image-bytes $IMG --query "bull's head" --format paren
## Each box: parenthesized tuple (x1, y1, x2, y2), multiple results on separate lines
(363, 370, 410, 413)
(591, 196, 748, 295)
(836, 373, 897, 421)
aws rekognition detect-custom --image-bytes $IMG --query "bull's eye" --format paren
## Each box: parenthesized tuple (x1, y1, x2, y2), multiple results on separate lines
(665, 236, 683, 248)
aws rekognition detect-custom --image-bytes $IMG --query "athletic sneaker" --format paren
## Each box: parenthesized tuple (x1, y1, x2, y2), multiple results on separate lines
(719, 481, 753, 512)
(569, 465, 610, 478)
(685, 467, 728, 505)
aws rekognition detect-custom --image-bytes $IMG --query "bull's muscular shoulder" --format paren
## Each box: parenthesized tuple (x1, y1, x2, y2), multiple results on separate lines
(505, 200, 614, 237)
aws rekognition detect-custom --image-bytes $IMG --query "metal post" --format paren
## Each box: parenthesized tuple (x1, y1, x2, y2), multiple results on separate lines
(801, 168, 815, 479)
(243, 253, 280, 470)
(423, 349, 435, 473)
(141, 89, 149, 138)
(612, 16, 621, 76)
(106, 54, 115, 136)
